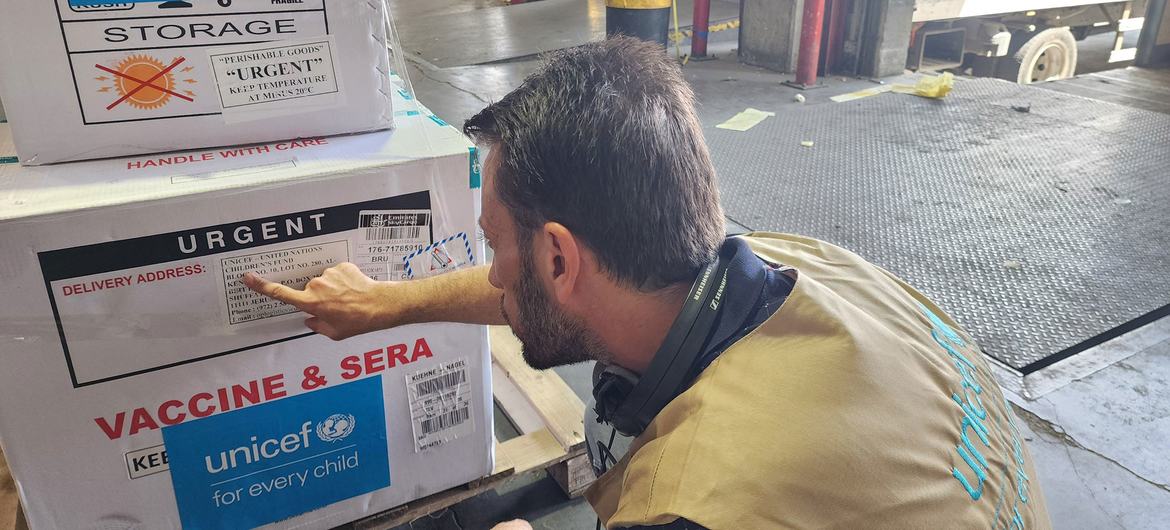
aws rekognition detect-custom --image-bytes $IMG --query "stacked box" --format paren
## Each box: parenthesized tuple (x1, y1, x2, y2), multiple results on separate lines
(0, 88, 491, 529)
(0, 0, 395, 165)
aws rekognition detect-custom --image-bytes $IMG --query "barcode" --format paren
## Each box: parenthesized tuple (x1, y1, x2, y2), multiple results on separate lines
(365, 226, 422, 241)
(390, 263, 406, 272)
(416, 371, 467, 396)
(420, 407, 470, 434)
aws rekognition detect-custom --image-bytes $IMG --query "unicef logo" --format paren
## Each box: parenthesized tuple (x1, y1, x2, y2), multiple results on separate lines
(315, 414, 355, 443)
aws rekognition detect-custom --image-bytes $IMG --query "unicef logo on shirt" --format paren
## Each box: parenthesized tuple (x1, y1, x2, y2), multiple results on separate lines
(315, 414, 356, 443)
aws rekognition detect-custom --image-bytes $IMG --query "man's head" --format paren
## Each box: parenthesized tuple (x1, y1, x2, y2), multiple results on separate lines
(465, 36, 724, 370)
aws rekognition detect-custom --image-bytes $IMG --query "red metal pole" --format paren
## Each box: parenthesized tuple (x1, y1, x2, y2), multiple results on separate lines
(795, 0, 827, 86)
(691, 0, 711, 58)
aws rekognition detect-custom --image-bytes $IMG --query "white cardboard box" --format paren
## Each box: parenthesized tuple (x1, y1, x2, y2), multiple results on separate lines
(0, 97, 491, 529)
(0, 0, 394, 165)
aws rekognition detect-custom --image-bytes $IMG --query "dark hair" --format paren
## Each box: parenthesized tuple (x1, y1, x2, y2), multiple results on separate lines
(464, 36, 724, 291)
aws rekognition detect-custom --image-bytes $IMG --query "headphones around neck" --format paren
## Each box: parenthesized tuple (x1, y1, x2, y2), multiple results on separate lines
(592, 252, 731, 437)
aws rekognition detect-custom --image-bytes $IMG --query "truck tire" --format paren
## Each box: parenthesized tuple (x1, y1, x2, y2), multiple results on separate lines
(1006, 27, 1079, 84)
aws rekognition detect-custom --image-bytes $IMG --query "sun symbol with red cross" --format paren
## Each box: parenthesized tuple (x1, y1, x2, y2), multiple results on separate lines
(94, 55, 197, 111)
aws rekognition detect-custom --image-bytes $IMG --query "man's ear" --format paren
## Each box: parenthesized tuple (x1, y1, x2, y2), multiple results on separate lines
(539, 222, 582, 304)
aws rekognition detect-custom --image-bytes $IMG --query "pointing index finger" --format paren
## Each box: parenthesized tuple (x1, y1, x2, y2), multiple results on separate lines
(242, 272, 314, 312)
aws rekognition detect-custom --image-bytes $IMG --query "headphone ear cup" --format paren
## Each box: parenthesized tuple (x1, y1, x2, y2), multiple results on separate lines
(592, 363, 639, 425)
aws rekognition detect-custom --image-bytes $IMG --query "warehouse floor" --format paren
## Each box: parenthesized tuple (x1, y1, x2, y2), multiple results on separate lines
(373, 6, 1170, 530)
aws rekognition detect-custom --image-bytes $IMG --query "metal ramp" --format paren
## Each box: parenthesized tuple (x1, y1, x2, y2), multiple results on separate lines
(707, 76, 1170, 373)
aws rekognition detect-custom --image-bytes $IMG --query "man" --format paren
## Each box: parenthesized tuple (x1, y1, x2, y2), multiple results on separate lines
(245, 37, 1051, 530)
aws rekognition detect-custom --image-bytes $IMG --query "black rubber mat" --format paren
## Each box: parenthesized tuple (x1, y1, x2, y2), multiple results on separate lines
(706, 77, 1170, 373)
(1038, 67, 1170, 115)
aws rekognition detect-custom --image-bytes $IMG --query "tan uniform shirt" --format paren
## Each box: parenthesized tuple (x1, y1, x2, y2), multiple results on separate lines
(586, 233, 1051, 530)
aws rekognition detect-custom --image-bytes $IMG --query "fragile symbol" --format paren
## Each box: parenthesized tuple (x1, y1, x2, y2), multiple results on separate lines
(95, 55, 195, 110)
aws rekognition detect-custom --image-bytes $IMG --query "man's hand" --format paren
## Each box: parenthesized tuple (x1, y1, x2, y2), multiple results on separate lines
(244, 264, 506, 337)
(243, 263, 402, 341)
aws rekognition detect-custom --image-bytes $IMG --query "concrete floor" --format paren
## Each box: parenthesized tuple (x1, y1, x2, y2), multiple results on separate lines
(389, 0, 739, 68)
(384, 6, 1170, 529)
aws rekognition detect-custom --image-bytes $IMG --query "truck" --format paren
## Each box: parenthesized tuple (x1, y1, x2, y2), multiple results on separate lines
(907, 0, 1148, 83)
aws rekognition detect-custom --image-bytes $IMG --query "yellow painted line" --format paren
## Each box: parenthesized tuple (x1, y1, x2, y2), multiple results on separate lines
(670, 19, 740, 42)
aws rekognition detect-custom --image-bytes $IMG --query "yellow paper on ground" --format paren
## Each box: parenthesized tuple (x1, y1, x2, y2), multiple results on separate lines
(716, 108, 775, 131)
(892, 72, 955, 99)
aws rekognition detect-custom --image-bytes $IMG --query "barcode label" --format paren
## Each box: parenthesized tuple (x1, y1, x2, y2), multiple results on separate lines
(355, 209, 431, 281)
(416, 371, 467, 396)
(364, 226, 422, 241)
(420, 407, 471, 435)
(407, 357, 475, 452)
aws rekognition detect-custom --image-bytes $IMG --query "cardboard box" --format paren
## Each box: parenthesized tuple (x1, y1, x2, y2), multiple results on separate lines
(0, 94, 491, 529)
(0, 0, 394, 165)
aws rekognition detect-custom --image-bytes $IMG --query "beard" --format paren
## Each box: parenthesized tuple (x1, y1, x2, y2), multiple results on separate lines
(500, 246, 611, 370)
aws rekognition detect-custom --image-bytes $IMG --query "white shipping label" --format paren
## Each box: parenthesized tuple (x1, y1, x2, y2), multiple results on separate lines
(54, 0, 330, 124)
(220, 240, 349, 325)
(37, 192, 432, 388)
(208, 36, 341, 114)
(354, 210, 431, 281)
(407, 358, 475, 452)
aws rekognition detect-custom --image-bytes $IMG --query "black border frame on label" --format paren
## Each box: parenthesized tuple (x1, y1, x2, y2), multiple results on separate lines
(39, 192, 435, 389)
(52, 0, 332, 125)
(208, 38, 340, 110)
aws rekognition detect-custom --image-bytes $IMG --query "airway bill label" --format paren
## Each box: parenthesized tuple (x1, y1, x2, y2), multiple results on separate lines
(355, 210, 430, 281)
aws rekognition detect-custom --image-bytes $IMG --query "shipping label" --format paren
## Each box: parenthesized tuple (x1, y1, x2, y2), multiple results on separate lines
(163, 375, 390, 530)
(56, 0, 330, 124)
(406, 358, 474, 452)
(354, 210, 431, 281)
(38, 191, 433, 388)
(221, 240, 349, 325)
(209, 37, 340, 114)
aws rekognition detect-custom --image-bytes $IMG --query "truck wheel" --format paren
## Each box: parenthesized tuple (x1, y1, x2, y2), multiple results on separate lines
(1008, 27, 1079, 84)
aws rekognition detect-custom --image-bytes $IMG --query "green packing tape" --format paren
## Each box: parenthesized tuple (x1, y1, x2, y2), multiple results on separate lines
(468, 146, 481, 189)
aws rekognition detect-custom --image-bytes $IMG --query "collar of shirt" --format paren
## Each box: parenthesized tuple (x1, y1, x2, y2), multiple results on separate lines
(689, 237, 795, 378)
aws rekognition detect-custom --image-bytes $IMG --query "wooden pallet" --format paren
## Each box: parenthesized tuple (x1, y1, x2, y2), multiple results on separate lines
(1, 326, 593, 530)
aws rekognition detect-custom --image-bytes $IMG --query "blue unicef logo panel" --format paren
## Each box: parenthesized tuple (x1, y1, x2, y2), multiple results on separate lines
(162, 376, 391, 529)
